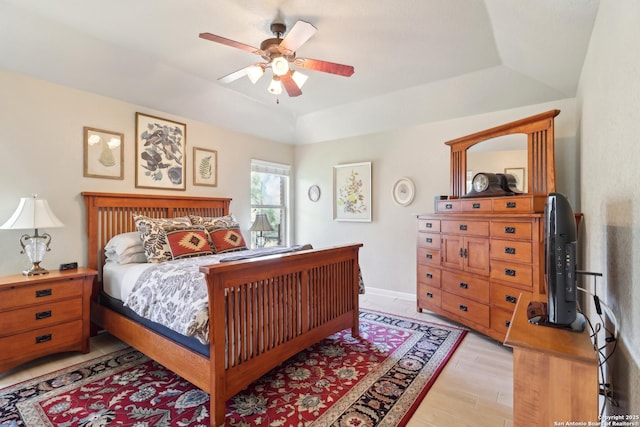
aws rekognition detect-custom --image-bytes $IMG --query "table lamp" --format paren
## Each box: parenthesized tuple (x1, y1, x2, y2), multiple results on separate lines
(0, 195, 64, 275)
(249, 213, 273, 248)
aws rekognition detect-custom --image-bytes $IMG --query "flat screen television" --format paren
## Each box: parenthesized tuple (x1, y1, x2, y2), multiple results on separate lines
(528, 192, 585, 332)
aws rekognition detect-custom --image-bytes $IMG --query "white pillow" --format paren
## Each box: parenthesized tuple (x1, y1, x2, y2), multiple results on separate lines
(104, 232, 146, 264)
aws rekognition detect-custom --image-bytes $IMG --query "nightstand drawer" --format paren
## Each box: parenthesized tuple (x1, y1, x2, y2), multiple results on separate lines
(417, 248, 440, 266)
(0, 298, 83, 336)
(0, 279, 82, 310)
(0, 320, 83, 362)
(417, 232, 440, 250)
(417, 284, 441, 310)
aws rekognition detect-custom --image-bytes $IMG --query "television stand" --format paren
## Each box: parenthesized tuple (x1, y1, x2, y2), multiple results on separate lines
(526, 301, 586, 332)
(505, 295, 598, 427)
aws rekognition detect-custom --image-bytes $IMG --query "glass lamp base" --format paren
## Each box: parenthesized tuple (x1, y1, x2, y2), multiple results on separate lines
(23, 262, 49, 276)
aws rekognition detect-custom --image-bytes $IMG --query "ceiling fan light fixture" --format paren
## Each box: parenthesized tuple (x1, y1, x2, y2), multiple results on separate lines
(271, 56, 289, 76)
(268, 76, 282, 95)
(291, 70, 308, 89)
(246, 65, 264, 84)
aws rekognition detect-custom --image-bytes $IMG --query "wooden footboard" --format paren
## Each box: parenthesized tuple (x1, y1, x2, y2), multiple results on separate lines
(82, 192, 362, 427)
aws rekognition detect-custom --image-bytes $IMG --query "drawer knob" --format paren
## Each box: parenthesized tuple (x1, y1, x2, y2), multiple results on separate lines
(506, 201, 517, 208)
(445, 203, 453, 209)
(35, 333, 52, 344)
(426, 273, 433, 279)
(459, 304, 468, 312)
(504, 247, 516, 255)
(504, 226, 516, 234)
(459, 282, 468, 289)
(505, 268, 516, 277)
(35, 288, 52, 298)
(426, 253, 433, 259)
(459, 224, 468, 231)
(35, 310, 52, 320)
(505, 320, 511, 327)
(472, 203, 480, 209)
(505, 295, 518, 304)
(425, 223, 433, 228)
(426, 292, 434, 298)
(426, 237, 432, 243)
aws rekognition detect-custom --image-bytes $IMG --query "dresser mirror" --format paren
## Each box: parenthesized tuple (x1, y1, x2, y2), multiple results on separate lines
(445, 110, 560, 198)
(466, 134, 527, 193)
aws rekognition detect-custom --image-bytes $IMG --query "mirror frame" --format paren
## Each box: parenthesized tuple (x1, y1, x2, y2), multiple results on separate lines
(445, 110, 560, 198)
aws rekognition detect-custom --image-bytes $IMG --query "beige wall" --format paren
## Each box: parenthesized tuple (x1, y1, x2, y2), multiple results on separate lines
(577, 0, 640, 415)
(0, 69, 294, 276)
(294, 98, 578, 295)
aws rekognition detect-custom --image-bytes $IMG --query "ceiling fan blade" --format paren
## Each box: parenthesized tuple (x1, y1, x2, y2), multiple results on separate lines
(294, 58, 355, 77)
(199, 32, 263, 55)
(218, 67, 249, 84)
(279, 20, 317, 55)
(280, 73, 302, 97)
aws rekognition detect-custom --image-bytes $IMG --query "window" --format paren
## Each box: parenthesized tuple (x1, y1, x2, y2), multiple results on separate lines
(250, 159, 290, 247)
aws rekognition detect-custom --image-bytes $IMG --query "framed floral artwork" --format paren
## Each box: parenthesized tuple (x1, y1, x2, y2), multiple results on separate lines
(135, 112, 186, 190)
(333, 162, 372, 222)
(193, 147, 217, 187)
(83, 127, 124, 179)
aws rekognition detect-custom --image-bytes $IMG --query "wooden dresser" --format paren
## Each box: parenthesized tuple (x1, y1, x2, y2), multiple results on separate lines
(417, 194, 546, 341)
(0, 268, 96, 373)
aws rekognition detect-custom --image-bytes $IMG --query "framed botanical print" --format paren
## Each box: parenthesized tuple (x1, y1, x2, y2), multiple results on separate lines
(193, 147, 217, 187)
(135, 112, 186, 190)
(83, 127, 124, 179)
(333, 162, 372, 222)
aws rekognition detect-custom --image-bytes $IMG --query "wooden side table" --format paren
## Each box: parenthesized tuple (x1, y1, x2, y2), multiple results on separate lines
(0, 268, 97, 374)
(504, 294, 599, 426)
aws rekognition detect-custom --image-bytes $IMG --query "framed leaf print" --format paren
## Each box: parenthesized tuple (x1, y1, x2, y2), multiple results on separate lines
(83, 127, 124, 179)
(135, 112, 186, 190)
(193, 147, 218, 187)
(333, 162, 372, 222)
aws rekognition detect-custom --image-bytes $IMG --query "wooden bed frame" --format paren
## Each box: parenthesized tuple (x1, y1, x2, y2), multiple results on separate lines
(82, 192, 362, 427)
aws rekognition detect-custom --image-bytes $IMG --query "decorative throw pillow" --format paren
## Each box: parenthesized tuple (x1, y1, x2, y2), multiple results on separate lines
(189, 214, 239, 229)
(166, 228, 214, 260)
(208, 227, 248, 253)
(134, 215, 192, 263)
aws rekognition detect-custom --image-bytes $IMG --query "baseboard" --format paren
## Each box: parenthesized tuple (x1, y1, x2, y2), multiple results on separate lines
(363, 287, 416, 302)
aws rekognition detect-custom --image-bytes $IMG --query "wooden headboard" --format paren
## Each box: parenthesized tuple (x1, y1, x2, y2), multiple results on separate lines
(82, 192, 231, 278)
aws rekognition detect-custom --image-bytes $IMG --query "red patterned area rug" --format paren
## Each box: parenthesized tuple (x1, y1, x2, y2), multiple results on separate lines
(0, 311, 466, 427)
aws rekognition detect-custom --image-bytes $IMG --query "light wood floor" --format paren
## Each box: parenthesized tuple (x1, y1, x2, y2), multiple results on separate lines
(0, 293, 514, 426)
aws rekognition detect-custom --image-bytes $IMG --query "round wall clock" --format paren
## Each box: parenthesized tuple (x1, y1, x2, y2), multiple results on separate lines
(308, 185, 321, 202)
(392, 178, 415, 206)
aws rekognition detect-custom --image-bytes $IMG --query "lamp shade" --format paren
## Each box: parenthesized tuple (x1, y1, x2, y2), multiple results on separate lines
(249, 213, 274, 232)
(0, 196, 64, 230)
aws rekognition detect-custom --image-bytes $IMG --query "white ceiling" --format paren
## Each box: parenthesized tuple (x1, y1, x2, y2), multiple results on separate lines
(0, 0, 599, 144)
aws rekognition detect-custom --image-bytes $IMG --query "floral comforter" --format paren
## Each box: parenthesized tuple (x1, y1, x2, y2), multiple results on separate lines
(124, 245, 366, 345)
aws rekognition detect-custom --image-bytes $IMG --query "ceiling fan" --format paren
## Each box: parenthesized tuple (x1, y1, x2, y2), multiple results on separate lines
(199, 20, 355, 98)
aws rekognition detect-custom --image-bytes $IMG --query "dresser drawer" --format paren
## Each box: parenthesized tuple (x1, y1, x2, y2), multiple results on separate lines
(417, 284, 441, 310)
(417, 232, 440, 250)
(436, 200, 461, 212)
(461, 199, 492, 212)
(490, 260, 532, 287)
(492, 197, 533, 213)
(491, 283, 532, 312)
(0, 298, 82, 336)
(490, 239, 532, 263)
(0, 279, 82, 310)
(0, 320, 83, 362)
(417, 265, 441, 288)
(442, 293, 490, 328)
(442, 220, 489, 237)
(417, 218, 441, 232)
(490, 221, 533, 240)
(491, 307, 515, 336)
(442, 270, 489, 303)
(417, 248, 440, 266)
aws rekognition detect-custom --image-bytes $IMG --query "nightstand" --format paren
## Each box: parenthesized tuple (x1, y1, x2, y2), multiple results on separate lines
(0, 267, 97, 374)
